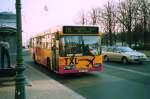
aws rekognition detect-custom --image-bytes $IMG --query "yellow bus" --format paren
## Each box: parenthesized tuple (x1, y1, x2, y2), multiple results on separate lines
(29, 26, 103, 74)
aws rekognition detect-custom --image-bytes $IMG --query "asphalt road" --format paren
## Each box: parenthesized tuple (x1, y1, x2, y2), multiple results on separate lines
(24, 52, 150, 99)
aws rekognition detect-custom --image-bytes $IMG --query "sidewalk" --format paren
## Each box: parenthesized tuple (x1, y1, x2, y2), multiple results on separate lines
(0, 64, 86, 99)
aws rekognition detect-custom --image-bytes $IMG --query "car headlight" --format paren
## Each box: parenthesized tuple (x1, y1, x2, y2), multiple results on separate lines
(130, 55, 138, 59)
(142, 55, 147, 58)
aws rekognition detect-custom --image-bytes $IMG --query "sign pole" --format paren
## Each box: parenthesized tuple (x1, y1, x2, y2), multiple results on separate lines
(15, 0, 26, 99)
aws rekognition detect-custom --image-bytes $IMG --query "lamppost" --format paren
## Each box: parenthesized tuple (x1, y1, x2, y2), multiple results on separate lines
(15, 0, 26, 99)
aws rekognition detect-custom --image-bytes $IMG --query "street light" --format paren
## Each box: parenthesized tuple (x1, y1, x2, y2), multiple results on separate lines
(15, 0, 26, 99)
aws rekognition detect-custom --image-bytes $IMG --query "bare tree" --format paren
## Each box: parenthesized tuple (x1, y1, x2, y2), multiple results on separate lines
(136, 0, 150, 47)
(76, 8, 100, 26)
(117, 0, 138, 47)
(100, 1, 117, 46)
(89, 8, 99, 25)
(75, 0, 150, 49)
(75, 10, 88, 25)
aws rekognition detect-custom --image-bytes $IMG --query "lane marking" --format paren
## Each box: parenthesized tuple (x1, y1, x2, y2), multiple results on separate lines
(105, 65, 150, 77)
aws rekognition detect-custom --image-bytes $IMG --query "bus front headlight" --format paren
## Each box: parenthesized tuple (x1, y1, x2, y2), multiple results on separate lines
(93, 63, 101, 68)
(64, 65, 76, 70)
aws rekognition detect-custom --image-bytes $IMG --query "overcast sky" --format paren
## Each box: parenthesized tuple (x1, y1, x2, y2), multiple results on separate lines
(0, 0, 117, 44)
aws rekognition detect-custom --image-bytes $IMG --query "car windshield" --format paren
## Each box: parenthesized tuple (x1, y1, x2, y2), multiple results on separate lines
(59, 36, 101, 56)
(119, 47, 133, 52)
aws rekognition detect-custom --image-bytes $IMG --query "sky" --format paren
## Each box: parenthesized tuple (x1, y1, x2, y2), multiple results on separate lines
(0, 0, 116, 44)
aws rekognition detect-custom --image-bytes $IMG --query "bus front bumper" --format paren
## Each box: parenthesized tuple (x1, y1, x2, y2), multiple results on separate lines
(57, 65, 103, 74)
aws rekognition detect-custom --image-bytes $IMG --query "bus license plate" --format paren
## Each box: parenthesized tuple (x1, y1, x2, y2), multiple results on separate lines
(79, 69, 88, 72)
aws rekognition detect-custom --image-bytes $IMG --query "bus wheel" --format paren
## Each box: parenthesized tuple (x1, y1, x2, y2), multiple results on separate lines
(47, 58, 52, 71)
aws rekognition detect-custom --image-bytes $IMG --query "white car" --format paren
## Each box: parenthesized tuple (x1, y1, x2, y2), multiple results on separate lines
(102, 46, 147, 64)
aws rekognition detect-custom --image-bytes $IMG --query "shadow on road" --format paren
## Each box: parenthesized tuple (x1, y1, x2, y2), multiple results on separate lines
(25, 61, 100, 82)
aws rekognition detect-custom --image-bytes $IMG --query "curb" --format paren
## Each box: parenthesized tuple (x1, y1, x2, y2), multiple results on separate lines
(25, 64, 86, 99)
(0, 68, 15, 77)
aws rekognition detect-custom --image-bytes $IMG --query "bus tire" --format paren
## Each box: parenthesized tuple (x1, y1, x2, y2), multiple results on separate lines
(33, 54, 37, 64)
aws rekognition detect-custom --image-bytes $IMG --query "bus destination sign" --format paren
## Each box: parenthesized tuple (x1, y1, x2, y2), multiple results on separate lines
(63, 26, 99, 34)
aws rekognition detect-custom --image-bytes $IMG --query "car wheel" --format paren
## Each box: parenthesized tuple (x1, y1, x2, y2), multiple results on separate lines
(104, 55, 109, 62)
(122, 57, 128, 64)
(138, 61, 143, 64)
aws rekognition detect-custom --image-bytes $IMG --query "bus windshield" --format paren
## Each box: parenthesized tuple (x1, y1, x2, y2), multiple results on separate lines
(59, 36, 101, 56)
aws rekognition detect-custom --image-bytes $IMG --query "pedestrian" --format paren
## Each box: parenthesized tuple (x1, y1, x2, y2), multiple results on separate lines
(0, 40, 10, 68)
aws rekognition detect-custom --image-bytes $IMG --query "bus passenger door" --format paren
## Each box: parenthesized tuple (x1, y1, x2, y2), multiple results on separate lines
(51, 36, 59, 71)
(52, 38, 56, 71)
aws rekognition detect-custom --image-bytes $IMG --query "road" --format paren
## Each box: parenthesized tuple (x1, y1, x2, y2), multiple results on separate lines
(24, 51, 150, 99)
